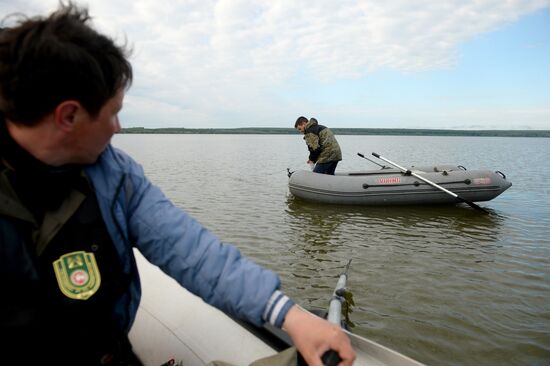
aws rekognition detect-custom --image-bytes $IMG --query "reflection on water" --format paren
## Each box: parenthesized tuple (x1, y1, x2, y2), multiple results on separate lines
(284, 194, 506, 258)
(113, 134, 550, 366)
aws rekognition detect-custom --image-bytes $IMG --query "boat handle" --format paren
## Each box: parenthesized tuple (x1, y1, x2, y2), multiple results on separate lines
(322, 350, 341, 366)
(495, 170, 506, 179)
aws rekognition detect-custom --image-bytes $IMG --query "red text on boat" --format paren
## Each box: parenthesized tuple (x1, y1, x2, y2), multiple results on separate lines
(378, 177, 401, 184)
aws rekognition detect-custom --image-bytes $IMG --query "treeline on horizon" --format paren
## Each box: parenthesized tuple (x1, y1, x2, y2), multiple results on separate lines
(119, 127, 550, 138)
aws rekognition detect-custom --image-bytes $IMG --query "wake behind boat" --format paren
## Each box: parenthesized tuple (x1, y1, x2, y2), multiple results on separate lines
(129, 251, 424, 366)
(288, 153, 511, 206)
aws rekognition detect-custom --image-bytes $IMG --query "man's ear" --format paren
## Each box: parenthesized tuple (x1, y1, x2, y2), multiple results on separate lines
(54, 101, 82, 132)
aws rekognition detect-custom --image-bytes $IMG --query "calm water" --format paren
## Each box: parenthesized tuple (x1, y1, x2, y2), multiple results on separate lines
(113, 134, 550, 366)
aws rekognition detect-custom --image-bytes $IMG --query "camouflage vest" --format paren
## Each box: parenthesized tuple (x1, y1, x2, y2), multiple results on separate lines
(303, 120, 342, 163)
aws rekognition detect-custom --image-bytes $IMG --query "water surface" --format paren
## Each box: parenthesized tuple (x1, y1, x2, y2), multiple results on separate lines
(113, 134, 550, 366)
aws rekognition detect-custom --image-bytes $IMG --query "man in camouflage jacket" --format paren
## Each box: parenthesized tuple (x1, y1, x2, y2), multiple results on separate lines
(295, 116, 342, 174)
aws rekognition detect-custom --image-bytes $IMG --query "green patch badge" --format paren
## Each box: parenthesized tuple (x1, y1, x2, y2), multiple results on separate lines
(53, 251, 101, 300)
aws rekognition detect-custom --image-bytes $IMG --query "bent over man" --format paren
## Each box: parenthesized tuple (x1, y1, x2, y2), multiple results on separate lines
(295, 116, 342, 175)
(0, 4, 355, 366)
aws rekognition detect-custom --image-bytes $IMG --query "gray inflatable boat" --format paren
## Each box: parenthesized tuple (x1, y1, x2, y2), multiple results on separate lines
(288, 164, 512, 206)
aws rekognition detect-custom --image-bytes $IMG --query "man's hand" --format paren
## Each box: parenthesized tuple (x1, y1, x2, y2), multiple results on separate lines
(282, 305, 356, 366)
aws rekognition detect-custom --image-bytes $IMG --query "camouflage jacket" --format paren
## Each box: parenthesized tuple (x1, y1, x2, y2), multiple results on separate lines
(303, 119, 342, 163)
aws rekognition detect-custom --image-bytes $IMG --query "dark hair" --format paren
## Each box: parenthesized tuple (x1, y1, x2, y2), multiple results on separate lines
(294, 116, 308, 128)
(0, 2, 132, 125)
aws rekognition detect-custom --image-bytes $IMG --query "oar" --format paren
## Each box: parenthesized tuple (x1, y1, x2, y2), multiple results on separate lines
(321, 259, 353, 366)
(357, 153, 387, 169)
(372, 152, 489, 213)
(327, 259, 352, 325)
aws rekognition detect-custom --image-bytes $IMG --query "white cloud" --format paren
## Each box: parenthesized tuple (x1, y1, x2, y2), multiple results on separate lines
(1, 0, 549, 128)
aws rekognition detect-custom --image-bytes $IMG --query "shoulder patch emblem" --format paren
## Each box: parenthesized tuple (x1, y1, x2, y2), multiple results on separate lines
(53, 251, 101, 300)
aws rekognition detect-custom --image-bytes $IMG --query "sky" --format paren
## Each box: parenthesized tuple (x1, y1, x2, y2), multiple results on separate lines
(1, 0, 550, 130)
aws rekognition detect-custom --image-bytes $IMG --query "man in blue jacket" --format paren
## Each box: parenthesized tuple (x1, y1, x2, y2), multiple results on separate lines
(0, 4, 354, 366)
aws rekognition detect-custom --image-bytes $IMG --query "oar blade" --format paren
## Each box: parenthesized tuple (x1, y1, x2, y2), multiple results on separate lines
(456, 196, 490, 213)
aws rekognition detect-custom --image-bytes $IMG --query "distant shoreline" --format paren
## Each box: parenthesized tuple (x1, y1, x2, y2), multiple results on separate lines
(120, 127, 550, 138)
